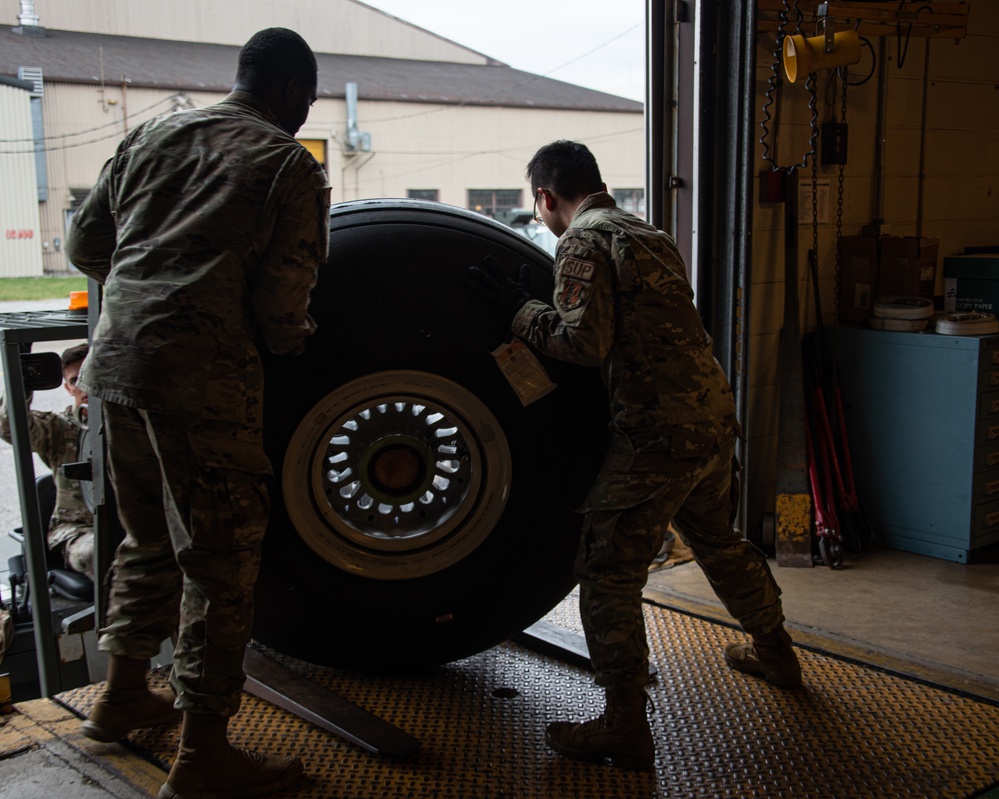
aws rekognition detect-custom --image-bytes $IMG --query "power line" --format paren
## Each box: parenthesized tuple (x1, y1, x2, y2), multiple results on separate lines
(362, 23, 643, 126)
(544, 24, 641, 81)
(1, 129, 139, 155)
(347, 127, 643, 188)
(365, 126, 642, 158)
(0, 94, 183, 145)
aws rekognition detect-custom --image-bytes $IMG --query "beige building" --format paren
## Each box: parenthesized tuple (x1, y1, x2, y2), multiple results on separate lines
(0, 0, 644, 275)
(0, 74, 44, 276)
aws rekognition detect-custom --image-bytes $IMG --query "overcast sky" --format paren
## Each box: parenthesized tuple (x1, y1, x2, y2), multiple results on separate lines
(358, 1, 647, 103)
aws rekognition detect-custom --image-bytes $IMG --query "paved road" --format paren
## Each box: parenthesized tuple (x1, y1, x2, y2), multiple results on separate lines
(0, 298, 89, 600)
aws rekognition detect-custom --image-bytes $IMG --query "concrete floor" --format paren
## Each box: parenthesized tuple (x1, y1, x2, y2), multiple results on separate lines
(5, 567, 999, 799)
(645, 543, 999, 701)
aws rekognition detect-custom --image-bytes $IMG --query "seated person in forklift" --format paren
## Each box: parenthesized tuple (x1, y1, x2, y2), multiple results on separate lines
(469, 140, 802, 772)
(0, 342, 95, 581)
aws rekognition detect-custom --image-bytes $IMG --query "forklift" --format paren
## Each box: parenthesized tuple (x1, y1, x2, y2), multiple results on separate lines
(0, 304, 98, 704)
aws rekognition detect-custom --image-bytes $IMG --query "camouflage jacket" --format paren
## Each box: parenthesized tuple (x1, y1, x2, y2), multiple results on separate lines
(0, 394, 93, 550)
(512, 192, 736, 441)
(66, 91, 331, 427)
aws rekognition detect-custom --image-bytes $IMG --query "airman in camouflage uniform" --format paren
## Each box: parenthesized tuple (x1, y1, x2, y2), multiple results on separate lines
(65, 28, 329, 799)
(0, 343, 94, 579)
(470, 141, 800, 771)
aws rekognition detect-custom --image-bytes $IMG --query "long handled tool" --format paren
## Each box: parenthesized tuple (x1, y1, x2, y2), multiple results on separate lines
(807, 230, 871, 558)
(803, 390, 842, 568)
(803, 321, 845, 569)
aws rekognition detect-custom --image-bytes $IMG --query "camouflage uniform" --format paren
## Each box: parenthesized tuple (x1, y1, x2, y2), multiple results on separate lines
(512, 192, 784, 689)
(0, 394, 94, 579)
(66, 90, 330, 717)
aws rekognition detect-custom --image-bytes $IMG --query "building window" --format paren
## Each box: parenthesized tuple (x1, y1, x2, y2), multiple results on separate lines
(408, 189, 439, 202)
(468, 189, 521, 219)
(297, 139, 328, 168)
(614, 188, 646, 218)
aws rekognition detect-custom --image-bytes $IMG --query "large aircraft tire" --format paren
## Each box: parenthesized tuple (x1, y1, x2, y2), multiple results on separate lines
(253, 200, 608, 671)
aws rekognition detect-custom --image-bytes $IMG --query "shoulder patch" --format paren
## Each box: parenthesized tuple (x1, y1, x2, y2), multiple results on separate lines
(557, 279, 588, 311)
(561, 258, 595, 282)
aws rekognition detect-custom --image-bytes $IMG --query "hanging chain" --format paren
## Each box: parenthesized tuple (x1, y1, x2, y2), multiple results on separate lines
(759, 2, 790, 168)
(834, 71, 848, 320)
(759, 0, 817, 173)
(804, 66, 819, 175)
(810, 64, 821, 261)
(811, 139, 819, 259)
(810, 89, 820, 330)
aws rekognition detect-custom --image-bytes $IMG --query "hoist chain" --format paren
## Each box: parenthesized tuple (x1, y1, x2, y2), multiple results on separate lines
(811, 134, 819, 261)
(834, 73, 848, 320)
(810, 82, 820, 329)
(759, 0, 818, 173)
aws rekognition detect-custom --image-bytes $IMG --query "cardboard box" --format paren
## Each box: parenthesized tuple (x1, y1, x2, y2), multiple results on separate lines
(878, 236, 939, 300)
(943, 254, 999, 314)
(838, 235, 879, 322)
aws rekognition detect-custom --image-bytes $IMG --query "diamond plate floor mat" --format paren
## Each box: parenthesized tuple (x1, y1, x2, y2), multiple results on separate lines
(55, 597, 999, 799)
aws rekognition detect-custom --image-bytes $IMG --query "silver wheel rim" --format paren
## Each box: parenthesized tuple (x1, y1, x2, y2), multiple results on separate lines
(282, 370, 511, 579)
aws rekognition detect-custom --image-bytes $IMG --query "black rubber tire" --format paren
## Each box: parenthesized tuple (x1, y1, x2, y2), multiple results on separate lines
(253, 200, 609, 672)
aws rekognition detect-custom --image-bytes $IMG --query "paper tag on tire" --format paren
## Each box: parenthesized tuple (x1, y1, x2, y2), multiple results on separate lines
(491, 340, 557, 405)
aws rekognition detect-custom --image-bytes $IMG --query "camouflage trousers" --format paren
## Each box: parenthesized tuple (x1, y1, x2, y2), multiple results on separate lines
(98, 401, 271, 718)
(63, 531, 95, 582)
(577, 417, 784, 689)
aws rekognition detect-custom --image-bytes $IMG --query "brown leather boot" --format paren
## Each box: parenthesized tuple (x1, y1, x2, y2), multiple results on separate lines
(157, 711, 304, 799)
(724, 626, 802, 688)
(81, 655, 180, 742)
(545, 687, 654, 771)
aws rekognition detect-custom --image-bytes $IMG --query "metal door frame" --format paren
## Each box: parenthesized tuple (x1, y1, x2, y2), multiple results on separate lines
(647, 0, 757, 539)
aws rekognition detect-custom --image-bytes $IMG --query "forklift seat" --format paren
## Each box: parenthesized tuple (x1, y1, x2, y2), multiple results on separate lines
(7, 473, 94, 603)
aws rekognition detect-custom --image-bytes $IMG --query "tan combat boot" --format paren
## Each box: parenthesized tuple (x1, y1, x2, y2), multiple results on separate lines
(158, 711, 304, 799)
(545, 686, 655, 771)
(81, 655, 180, 742)
(724, 626, 802, 688)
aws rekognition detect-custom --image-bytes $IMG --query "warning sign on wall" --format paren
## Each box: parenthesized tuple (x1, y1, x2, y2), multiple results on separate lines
(799, 179, 830, 225)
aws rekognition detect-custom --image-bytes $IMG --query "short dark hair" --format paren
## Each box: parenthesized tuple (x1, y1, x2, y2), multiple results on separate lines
(526, 140, 603, 200)
(236, 28, 317, 90)
(61, 343, 89, 371)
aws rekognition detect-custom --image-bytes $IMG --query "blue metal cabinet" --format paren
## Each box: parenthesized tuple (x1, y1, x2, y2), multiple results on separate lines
(834, 325, 999, 562)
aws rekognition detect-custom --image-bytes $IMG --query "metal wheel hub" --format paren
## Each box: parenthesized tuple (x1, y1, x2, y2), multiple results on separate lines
(282, 370, 512, 580)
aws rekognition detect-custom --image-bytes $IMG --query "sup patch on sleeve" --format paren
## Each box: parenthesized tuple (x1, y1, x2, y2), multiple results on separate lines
(561, 258, 595, 282)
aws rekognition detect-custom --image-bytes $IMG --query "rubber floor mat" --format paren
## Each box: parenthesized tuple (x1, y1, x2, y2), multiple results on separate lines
(57, 596, 999, 799)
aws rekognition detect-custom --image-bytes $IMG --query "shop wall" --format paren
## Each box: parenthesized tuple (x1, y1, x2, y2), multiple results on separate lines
(744, 4, 999, 537)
